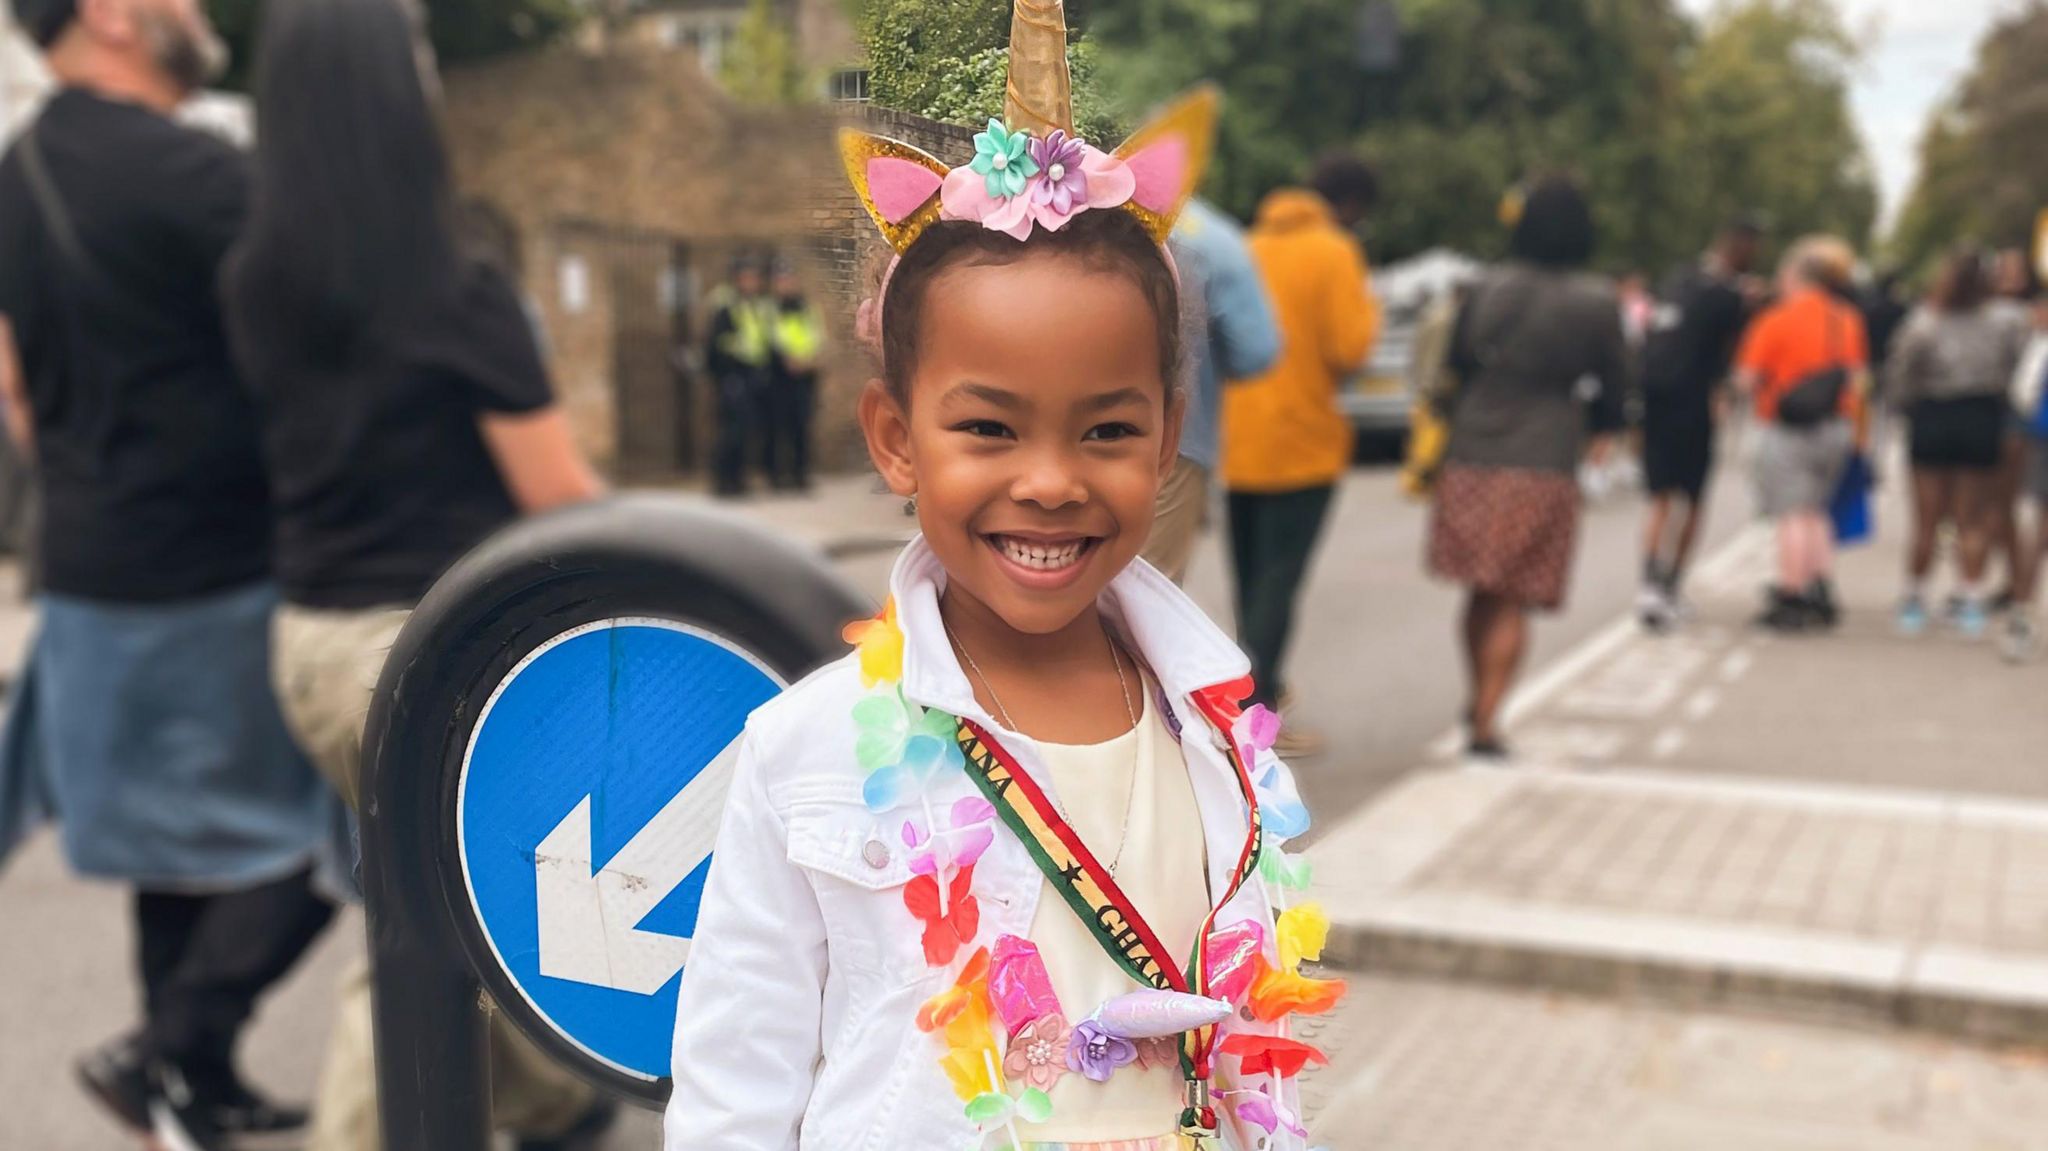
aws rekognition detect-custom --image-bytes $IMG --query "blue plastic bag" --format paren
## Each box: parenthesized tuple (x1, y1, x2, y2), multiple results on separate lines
(1831, 452, 1874, 546)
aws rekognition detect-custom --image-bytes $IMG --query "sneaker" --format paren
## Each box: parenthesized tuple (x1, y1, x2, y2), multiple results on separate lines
(1896, 596, 1929, 637)
(1465, 737, 1512, 766)
(149, 1061, 227, 1151)
(1637, 583, 1675, 633)
(2001, 611, 2039, 664)
(1755, 589, 1809, 633)
(1954, 599, 1989, 639)
(517, 1098, 621, 1151)
(1805, 580, 1840, 630)
(76, 1035, 151, 1135)
(1272, 722, 1325, 760)
(212, 1077, 309, 1137)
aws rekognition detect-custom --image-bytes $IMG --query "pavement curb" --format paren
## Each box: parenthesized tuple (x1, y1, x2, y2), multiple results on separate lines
(1311, 767, 2048, 1051)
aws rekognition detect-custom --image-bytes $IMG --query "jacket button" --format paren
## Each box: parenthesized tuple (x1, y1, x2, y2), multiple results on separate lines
(862, 839, 892, 869)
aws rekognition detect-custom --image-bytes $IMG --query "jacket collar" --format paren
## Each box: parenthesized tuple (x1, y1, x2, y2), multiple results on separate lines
(888, 535, 1252, 722)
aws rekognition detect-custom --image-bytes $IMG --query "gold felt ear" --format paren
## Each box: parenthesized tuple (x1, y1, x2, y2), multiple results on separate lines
(1114, 85, 1222, 245)
(839, 129, 953, 254)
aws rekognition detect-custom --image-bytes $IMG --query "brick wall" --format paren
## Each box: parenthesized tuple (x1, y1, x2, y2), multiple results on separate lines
(441, 45, 973, 477)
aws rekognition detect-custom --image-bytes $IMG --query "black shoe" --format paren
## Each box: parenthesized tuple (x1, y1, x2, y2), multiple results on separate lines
(1805, 579, 1840, 629)
(76, 1035, 151, 1134)
(212, 1077, 310, 1136)
(1755, 588, 1810, 633)
(149, 1060, 228, 1151)
(516, 1098, 620, 1151)
(1465, 737, 1512, 765)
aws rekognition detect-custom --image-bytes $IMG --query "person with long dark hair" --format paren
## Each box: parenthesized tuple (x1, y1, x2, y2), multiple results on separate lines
(1885, 249, 2032, 638)
(220, 0, 608, 1148)
(1428, 176, 1629, 761)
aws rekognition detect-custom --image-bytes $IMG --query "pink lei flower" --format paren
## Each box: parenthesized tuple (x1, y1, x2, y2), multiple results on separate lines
(1002, 1013, 1070, 1093)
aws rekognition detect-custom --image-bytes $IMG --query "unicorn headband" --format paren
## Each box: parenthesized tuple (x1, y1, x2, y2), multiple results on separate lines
(840, 0, 1217, 264)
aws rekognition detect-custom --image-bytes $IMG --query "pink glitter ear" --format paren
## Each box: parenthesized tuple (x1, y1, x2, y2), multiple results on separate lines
(1124, 134, 1190, 215)
(868, 156, 947, 225)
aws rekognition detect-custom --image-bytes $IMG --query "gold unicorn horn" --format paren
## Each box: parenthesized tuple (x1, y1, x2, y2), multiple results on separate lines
(1004, 0, 1074, 138)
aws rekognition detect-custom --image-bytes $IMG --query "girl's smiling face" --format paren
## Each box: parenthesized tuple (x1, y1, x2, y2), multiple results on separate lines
(861, 250, 1181, 637)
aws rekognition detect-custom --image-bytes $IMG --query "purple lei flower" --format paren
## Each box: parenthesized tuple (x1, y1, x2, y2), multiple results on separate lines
(1065, 1018, 1138, 1083)
(1028, 130, 1091, 217)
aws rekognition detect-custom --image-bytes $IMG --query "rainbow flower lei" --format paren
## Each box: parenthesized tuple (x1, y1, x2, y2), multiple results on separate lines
(840, 601, 1345, 1146)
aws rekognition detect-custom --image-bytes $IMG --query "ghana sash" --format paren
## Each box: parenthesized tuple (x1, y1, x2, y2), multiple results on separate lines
(955, 686, 1262, 1137)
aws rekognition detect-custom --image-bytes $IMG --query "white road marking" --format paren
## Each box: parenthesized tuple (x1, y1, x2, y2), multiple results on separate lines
(1651, 728, 1687, 759)
(1718, 649, 1754, 682)
(1684, 688, 1721, 722)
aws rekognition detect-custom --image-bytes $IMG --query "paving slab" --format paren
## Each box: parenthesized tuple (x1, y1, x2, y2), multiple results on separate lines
(1313, 766, 2048, 1046)
(1301, 974, 2048, 1151)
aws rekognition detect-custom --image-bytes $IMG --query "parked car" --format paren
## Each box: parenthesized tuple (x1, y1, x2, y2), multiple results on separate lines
(1340, 248, 1480, 445)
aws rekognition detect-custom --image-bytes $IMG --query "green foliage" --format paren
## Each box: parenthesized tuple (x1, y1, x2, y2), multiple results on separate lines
(1890, 1, 2048, 274)
(725, 0, 815, 104)
(855, 0, 1877, 274)
(919, 43, 1123, 145)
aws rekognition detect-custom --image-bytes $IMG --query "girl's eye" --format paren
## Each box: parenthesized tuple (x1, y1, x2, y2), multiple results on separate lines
(953, 419, 1014, 439)
(1084, 423, 1143, 443)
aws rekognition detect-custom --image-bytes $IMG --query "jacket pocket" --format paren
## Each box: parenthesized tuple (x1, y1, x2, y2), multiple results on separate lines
(779, 777, 930, 983)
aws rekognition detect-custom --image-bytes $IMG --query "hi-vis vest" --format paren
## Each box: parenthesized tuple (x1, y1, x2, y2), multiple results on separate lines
(773, 304, 823, 366)
(713, 289, 775, 368)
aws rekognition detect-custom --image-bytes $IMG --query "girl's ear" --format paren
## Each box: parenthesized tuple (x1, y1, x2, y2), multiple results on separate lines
(858, 378, 918, 498)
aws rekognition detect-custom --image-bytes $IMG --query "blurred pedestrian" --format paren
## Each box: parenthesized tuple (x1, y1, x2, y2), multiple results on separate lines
(1883, 249, 2031, 640)
(764, 260, 823, 491)
(219, 0, 609, 1149)
(1428, 176, 1629, 762)
(1732, 236, 1869, 633)
(1147, 196, 1279, 583)
(1999, 287, 2048, 662)
(706, 255, 776, 496)
(1222, 153, 1381, 754)
(1986, 251, 2040, 610)
(0, 0, 337, 1146)
(1637, 218, 1763, 631)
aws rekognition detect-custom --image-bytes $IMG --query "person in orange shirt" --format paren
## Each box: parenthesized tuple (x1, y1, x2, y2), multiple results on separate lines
(1221, 154, 1381, 753)
(1733, 236, 1870, 632)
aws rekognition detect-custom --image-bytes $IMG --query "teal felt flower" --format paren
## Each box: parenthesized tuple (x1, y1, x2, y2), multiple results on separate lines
(854, 686, 958, 774)
(969, 119, 1039, 200)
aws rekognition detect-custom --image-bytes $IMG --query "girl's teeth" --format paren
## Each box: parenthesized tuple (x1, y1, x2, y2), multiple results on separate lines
(999, 537, 1084, 571)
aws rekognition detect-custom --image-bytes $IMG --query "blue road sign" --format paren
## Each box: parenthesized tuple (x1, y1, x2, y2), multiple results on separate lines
(457, 618, 784, 1081)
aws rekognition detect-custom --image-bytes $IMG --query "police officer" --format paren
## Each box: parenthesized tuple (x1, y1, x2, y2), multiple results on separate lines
(766, 261, 824, 492)
(705, 256, 776, 496)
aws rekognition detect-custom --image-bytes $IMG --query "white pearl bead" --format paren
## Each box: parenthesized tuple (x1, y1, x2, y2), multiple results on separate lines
(992, 152, 1007, 170)
(1048, 163, 1066, 182)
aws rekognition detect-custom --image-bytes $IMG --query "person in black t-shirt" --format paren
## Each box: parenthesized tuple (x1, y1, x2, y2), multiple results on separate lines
(704, 256, 777, 496)
(0, 2, 338, 1146)
(1637, 219, 1763, 630)
(219, 1, 608, 1149)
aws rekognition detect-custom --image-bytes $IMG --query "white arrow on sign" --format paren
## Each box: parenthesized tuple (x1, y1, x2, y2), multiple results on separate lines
(533, 735, 741, 994)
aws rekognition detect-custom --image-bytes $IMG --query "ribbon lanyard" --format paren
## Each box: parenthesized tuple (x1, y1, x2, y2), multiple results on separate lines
(955, 702, 1263, 1134)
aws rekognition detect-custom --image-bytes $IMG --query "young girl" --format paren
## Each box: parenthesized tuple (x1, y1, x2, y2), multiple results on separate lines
(665, 7, 1338, 1148)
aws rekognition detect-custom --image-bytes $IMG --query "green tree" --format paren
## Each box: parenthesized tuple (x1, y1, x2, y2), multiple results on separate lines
(1891, 1, 2048, 273)
(725, 0, 814, 104)
(1677, 0, 1877, 259)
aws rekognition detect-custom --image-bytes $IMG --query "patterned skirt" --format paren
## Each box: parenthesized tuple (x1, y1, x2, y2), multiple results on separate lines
(1427, 463, 1582, 611)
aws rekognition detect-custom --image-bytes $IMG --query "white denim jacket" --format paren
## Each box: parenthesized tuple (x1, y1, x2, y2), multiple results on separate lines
(665, 538, 1315, 1151)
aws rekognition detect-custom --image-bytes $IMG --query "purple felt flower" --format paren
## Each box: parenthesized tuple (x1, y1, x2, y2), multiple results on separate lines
(1028, 130, 1091, 217)
(1065, 1018, 1138, 1083)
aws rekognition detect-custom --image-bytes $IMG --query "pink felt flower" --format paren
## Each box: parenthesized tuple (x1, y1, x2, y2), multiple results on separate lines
(940, 141, 1137, 241)
(1002, 1013, 1070, 1093)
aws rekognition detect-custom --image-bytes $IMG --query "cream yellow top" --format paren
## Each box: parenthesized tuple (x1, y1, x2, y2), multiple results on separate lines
(1019, 679, 1209, 1143)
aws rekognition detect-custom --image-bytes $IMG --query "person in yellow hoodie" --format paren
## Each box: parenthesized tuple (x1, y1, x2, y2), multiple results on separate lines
(1222, 154, 1381, 752)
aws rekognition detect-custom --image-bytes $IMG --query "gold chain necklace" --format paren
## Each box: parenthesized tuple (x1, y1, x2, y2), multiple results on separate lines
(944, 620, 1143, 875)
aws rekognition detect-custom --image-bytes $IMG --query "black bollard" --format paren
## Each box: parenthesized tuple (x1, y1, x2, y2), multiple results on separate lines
(361, 494, 869, 1148)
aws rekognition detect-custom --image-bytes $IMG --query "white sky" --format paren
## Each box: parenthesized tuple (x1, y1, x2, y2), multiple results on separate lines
(1679, 0, 2017, 226)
